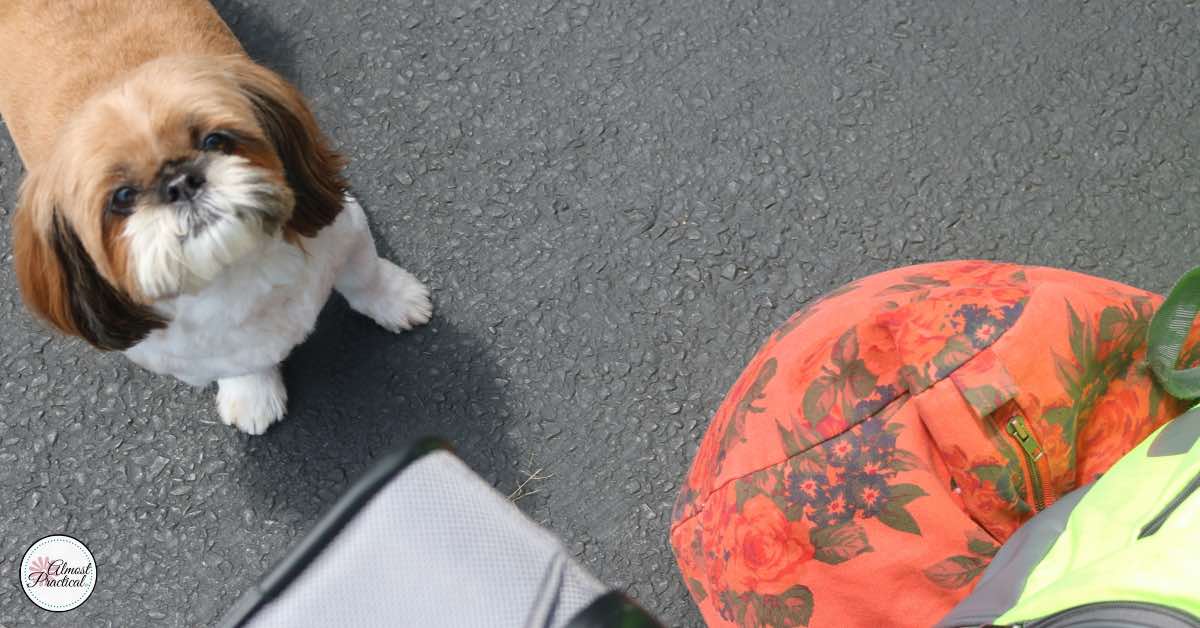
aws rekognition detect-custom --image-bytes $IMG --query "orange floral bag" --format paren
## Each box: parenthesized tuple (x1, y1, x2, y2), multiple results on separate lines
(670, 261, 1200, 627)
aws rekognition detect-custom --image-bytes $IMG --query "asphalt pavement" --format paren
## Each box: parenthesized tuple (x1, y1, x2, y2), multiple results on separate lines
(2, 1, 1199, 626)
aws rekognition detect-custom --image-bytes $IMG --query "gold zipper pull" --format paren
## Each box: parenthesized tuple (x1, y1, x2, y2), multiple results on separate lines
(1007, 415, 1044, 461)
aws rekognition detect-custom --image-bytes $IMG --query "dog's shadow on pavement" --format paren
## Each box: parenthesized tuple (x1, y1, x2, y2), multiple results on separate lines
(210, 0, 520, 530)
(235, 298, 523, 526)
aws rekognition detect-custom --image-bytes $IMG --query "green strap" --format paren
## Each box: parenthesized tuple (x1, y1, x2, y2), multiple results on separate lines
(1149, 266, 1200, 399)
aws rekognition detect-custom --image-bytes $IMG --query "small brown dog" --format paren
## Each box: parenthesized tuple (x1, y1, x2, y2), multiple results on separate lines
(0, 1, 433, 434)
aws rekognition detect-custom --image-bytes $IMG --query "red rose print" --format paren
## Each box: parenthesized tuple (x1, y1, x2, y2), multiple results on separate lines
(672, 261, 1195, 628)
(723, 494, 814, 595)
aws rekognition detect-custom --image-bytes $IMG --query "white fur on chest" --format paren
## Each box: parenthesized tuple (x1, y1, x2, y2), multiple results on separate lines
(124, 199, 368, 386)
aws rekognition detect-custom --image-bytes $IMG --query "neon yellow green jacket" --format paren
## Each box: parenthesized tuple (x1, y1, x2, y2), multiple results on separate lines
(938, 406, 1200, 627)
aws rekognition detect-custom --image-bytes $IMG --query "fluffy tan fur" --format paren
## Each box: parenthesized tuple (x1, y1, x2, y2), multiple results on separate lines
(1, 0, 346, 350)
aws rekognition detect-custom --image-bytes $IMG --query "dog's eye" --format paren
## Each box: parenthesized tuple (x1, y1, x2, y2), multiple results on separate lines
(109, 186, 139, 214)
(200, 132, 234, 153)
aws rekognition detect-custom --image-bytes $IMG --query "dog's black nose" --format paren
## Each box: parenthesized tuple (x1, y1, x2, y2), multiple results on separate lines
(163, 168, 206, 203)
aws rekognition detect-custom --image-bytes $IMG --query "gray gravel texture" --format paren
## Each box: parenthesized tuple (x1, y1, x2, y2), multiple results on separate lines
(1, 0, 1199, 626)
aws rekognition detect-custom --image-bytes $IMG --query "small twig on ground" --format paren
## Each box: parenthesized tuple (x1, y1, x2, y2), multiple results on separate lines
(508, 455, 554, 502)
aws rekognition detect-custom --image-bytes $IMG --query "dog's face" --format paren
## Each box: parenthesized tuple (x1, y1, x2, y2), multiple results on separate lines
(61, 60, 296, 303)
(12, 56, 345, 351)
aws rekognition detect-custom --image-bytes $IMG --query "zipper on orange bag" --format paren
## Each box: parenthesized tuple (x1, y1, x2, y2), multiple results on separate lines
(1005, 414, 1054, 511)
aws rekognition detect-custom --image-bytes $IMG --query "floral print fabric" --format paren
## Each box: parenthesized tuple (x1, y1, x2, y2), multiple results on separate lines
(671, 261, 1198, 627)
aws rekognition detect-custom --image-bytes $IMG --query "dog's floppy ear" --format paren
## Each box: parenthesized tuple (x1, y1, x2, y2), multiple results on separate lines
(229, 58, 347, 239)
(11, 175, 165, 351)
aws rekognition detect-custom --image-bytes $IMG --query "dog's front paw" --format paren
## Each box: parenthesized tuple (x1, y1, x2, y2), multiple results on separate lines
(216, 369, 287, 435)
(356, 261, 433, 333)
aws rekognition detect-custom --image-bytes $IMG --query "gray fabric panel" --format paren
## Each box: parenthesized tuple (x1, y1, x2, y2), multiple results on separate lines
(1023, 603, 1200, 628)
(549, 554, 613, 627)
(245, 451, 606, 628)
(935, 482, 1094, 628)
(1149, 407, 1200, 457)
(526, 552, 570, 627)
